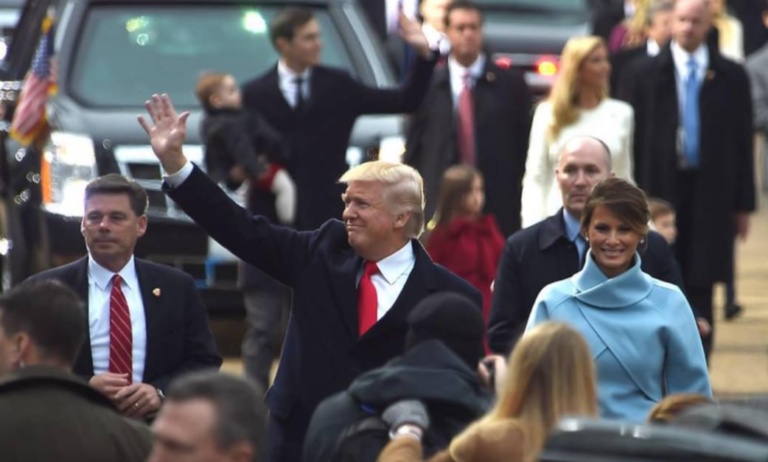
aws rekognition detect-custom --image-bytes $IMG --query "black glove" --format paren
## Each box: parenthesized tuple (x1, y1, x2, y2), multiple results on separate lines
(382, 400, 430, 431)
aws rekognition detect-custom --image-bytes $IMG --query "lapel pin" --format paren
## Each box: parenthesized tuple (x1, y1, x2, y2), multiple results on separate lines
(486, 72, 496, 82)
(705, 70, 715, 81)
(153, 288, 161, 297)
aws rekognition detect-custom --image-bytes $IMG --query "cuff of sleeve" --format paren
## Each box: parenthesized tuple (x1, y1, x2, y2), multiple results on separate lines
(164, 160, 194, 188)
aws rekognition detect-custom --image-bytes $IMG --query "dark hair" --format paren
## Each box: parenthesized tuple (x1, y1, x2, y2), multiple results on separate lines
(648, 197, 675, 221)
(0, 280, 85, 366)
(444, 0, 483, 28)
(85, 174, 149, 217)
(764, 0, 768, 14)
(580, 177, 650, 237)
(269, 7, 315, 47)
(167, 371, 267, 458)
(429, 165, 482, 230)
(195, 72, 230, 113)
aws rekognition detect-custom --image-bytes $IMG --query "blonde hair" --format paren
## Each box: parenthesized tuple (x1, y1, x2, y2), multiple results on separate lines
(547, 36, 608, 140)
(339, 161, 426, 238)
(625, 0, 657, 48)
(647, 394, 713, 423)
(451, 322, 598, 462)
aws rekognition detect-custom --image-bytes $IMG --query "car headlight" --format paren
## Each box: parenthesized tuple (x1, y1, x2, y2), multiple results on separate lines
(41, 132, 97, 217)
(378, 136, 406, 163)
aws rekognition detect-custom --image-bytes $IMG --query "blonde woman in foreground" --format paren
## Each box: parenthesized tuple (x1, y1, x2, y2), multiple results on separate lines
(376, 322, 597, 462)
(520, 36, 634, 228)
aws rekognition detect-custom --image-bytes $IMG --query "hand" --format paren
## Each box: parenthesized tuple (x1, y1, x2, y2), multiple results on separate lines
(478, 354, 507, 395)
(115, 383, 162, 418)
(697, 318, 712, 337)
(138, 93, 191, 174)
(735, 213, 750, 242)
(89, 372, 130, 399)
(382, 400, 430, 432)
(398, 13, 431, 60)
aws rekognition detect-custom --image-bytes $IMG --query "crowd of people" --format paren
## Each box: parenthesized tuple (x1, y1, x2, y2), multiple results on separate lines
(3, 0, 767, 460)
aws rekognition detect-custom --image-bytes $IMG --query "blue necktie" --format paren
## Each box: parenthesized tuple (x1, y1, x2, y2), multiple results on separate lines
(683, 59, 701, 168)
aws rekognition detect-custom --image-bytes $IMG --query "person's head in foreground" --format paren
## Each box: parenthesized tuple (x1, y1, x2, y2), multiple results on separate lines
(148, 371, 267, 462)
(0, 280, 85, 377)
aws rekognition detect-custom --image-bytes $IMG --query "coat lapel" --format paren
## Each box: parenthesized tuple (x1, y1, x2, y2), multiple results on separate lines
(263, 66, 295, 120)
(329, 247, 363, 340)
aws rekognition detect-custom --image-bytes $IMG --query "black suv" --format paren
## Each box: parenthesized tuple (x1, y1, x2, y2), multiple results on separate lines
(0, 0, 405, 309)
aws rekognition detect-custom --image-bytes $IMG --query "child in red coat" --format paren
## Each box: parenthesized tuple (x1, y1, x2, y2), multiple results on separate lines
(425, 166, 505, 333)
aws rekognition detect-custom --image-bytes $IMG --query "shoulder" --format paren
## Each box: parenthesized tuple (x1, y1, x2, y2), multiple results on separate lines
(489, 62, 527, 85)
(314, 65, 354, 86)
(747, 47, 768, 72)
(712, 55, 750, 84)
(450, 420, 526, 462)
(505, 219, 548, 254)
(535, 279, 575, 310)
(242, 68, 276, 92)
(648, 277, 687, 307)
(601, 98, 634, 117)
(27, 259, 85, 283)
(533, 100, 553, 116)
(135, 259, 196, 286)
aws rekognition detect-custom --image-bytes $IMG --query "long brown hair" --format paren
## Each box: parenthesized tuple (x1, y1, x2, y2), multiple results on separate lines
(428, 165, 482, 231)
(451, 322, 598, 461)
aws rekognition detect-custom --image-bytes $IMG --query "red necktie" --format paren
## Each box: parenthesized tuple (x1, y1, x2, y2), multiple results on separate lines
(109, 274, 133, 383)
(358, 261, 379, 336)
(457, 71, 476, 165)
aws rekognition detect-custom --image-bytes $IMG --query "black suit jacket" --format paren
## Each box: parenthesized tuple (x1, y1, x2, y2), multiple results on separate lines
(27, 258, 222, 392)
(241, 55, 437, 231)
(405, 58, 532, 236)
(610, 44, 647, 97)
(621, 45, 755, 286)
(487, 210, 686, 354)
(165, 166, 481, 455)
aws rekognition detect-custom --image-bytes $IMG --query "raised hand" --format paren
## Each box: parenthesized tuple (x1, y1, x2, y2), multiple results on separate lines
(138, 93, 190, 174)
(398, 12, 431, 59)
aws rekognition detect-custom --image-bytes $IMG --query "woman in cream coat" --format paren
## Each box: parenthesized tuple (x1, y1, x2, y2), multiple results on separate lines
(526, 178, 711, 422)
(521, 36, 634, 228)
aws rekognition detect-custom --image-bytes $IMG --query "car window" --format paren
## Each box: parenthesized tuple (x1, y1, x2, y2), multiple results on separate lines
(68, 5, 354, 108)
(474, 0, 586, 13)
(0, 7, 21, 60)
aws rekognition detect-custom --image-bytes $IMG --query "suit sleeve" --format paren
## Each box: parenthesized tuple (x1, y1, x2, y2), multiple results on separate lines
(165, 165, 319, 287)
(487, 239, 528, 354)
(747, 60, 768, 133)
(732, 66, 757, 213)
(520, 103, 553, 228)
(350, 52, 437, 116)
(148, 274, 223, 392)
(663, 292, 713, 398)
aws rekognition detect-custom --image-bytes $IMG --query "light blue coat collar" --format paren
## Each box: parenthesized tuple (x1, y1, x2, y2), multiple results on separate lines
(573, 251, 653, 308)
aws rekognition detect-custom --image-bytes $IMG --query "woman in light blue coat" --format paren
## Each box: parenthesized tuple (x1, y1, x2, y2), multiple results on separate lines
(526, 178, 712, 422)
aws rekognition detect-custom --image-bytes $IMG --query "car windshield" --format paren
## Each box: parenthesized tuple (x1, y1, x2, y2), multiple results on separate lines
(69, 5, 354, 108)
(474, 0, 586, 13)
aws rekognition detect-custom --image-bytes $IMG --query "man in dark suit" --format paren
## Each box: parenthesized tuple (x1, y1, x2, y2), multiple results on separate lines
(0, 280, 152, 462)
(28, 174, 222, 419)
(610, 0, 674, 96)
(405, 0, 532, 236)
(487, 137, 690, 354)
(621, 0, 755, 357)
(138, 94, 482, 462)
(242, 7, 437, 231)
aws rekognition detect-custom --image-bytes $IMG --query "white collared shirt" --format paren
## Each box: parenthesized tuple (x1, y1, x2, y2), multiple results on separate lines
(671, 41, 708, 112)
(277, 60, 311, 108)
(646, 39, 661, 57)
(357, 241, 416, 321)
(448, 54, 486, 111)
(88, 255, 147, 384)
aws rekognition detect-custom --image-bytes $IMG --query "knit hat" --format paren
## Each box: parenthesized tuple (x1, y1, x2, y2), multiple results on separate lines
(405, 292, 485, 369)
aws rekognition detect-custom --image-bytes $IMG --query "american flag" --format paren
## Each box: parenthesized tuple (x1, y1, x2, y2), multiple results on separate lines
(10, 16, 56, 146)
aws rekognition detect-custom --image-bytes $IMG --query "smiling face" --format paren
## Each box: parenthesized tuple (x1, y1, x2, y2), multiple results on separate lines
(585, 206, 642, 278)
(81, 193, 147, 272)
(342, 180, 409, 261)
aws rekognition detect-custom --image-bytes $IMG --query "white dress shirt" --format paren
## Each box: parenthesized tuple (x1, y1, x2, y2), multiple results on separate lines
(277, 60, 311, 108)
(357, 241, 416, 320)
(88, 255, 147, 384)
(646, 39, 661, 57)
(448, 54, 485, 111)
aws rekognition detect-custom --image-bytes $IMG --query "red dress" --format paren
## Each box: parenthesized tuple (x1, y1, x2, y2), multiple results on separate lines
(426, 215, 506, 327)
